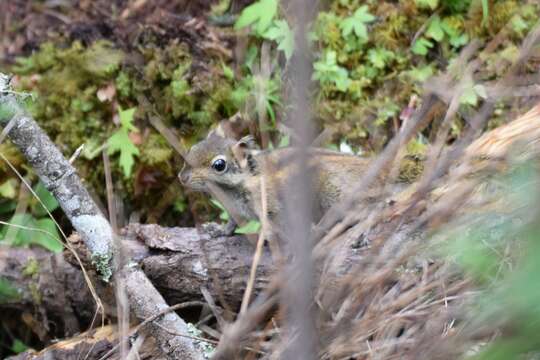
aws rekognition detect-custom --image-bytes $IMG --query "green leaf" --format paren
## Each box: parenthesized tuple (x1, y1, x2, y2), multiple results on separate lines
(511, 15, 529, 36)
(405, 65, 435, 82)
(108, 129, 140, 178)
(264, 20, 295, 60)
(339, 5, 375, 41)
(326, 143, 339, 151)
(426, 17, 444, 42)
(2, 213, 34, 247)
(313, 51, 351, 92)
(460, 86, 478, 106)
(0, 200, 16, 215)
(33, 218, 63, 253)
(367, 48, 393, 69)
(441, 20, 468, 48)
(0, 277, 20, 302)
(32, 182, 59, 217)
(0, 213, 62, 252)
(10, 339, 28, 354)
(411, 37, 433, 55)
(235, 220, 261, 234)
(481, 0, 489, 27)
(234, 0, 278, 35)
(221, 62, 235, 80)
(415, 0, 439, 10)
(210, 199, 230, 221)
(266, 102, 277, 124)
(0, 180, 16, 199)
(118, 107, 138, 132)
(448, 33, 468, 48)
(278, 135, 290, 148)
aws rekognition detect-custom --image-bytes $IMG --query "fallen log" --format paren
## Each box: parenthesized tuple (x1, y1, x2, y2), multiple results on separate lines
(0, 224, 272, 339)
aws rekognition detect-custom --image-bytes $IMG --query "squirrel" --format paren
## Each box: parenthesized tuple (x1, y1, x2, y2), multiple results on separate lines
(179, 129, 386, 240)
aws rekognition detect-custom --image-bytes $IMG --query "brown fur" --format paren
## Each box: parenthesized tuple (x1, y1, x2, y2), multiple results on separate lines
(179, 135, 376, 232)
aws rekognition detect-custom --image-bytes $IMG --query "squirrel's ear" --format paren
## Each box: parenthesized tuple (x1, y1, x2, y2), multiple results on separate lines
(236, 135, 259, 150)
(206, 124, 227, 139)
(231, 136, 259, 170)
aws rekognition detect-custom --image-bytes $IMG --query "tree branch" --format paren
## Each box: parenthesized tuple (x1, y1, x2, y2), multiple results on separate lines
(0, 76, 203, 360)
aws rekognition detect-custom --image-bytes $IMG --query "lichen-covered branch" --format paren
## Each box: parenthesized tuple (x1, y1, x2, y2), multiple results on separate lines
(0, 86, 114, 279)
(0, 76, 203, 360)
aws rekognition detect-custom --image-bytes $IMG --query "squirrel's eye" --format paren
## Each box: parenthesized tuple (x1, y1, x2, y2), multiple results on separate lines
(211, 156, 227, 173)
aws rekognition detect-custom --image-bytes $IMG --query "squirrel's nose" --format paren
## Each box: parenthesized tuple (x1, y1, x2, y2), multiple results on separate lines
(179, 170, 191, 185)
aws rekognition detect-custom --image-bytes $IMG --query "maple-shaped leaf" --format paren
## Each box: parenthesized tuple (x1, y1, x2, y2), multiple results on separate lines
(108, 129, 139, 178)
(339, 5, 375, 41)
(367, 48, 393, 69)
(234, 0, 278, 35)
(411, 38, 434, 56)
(264, 20, 295, 60)
(426, 16, 444, 42)
(119, 107, 138, 132)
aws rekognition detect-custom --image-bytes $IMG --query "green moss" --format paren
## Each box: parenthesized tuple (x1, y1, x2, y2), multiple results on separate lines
(22, 258, 39, 278)
(28, 282, 41, 305)
(8, 34, 244, 224)
(140, 134, 174, 168)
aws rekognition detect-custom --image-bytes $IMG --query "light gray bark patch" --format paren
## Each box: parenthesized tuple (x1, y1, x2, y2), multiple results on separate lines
(72, 214, 113, 257)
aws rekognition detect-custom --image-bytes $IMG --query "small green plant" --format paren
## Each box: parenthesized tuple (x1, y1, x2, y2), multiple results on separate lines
(210, 199, 230, 222)
(412, 16, 468, 56)
(10, 339, 28, 354)
(459, 80, 487, 106)
(210, 199, 261, 234)
(339, 5, 375, 42)
(263, 19, 295, 60)
(0, 182, 62, 253)
(235, 0, 295, 60)
(107, 107, 139, 178)
(187, 322, 215, 358)
(234, 220, 261, 234)
(411, 38, 434, 56)
(415, 0, 439, 11)
(234, 0, 278, 35)
(313, 51, 350, 92)
(367, 48, 394, 69)
(0, 277, 20, 303)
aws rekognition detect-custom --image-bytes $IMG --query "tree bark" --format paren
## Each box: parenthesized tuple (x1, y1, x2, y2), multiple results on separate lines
(0, 224, 271, 337)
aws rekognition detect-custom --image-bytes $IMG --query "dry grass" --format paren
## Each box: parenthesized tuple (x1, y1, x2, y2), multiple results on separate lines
(209, 19, 540, 360)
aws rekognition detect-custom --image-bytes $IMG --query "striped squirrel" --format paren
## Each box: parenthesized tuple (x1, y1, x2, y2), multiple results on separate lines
(179, 130, 384, 239)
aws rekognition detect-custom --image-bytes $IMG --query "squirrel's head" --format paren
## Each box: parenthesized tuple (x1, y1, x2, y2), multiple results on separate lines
(179, 129, 259, 193)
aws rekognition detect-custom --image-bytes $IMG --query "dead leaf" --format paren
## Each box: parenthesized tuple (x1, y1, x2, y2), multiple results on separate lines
(96, 83, 116, 102)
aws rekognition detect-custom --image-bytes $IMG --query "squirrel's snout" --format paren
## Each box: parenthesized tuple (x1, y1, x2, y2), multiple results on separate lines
(179, 169, 191, 185)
